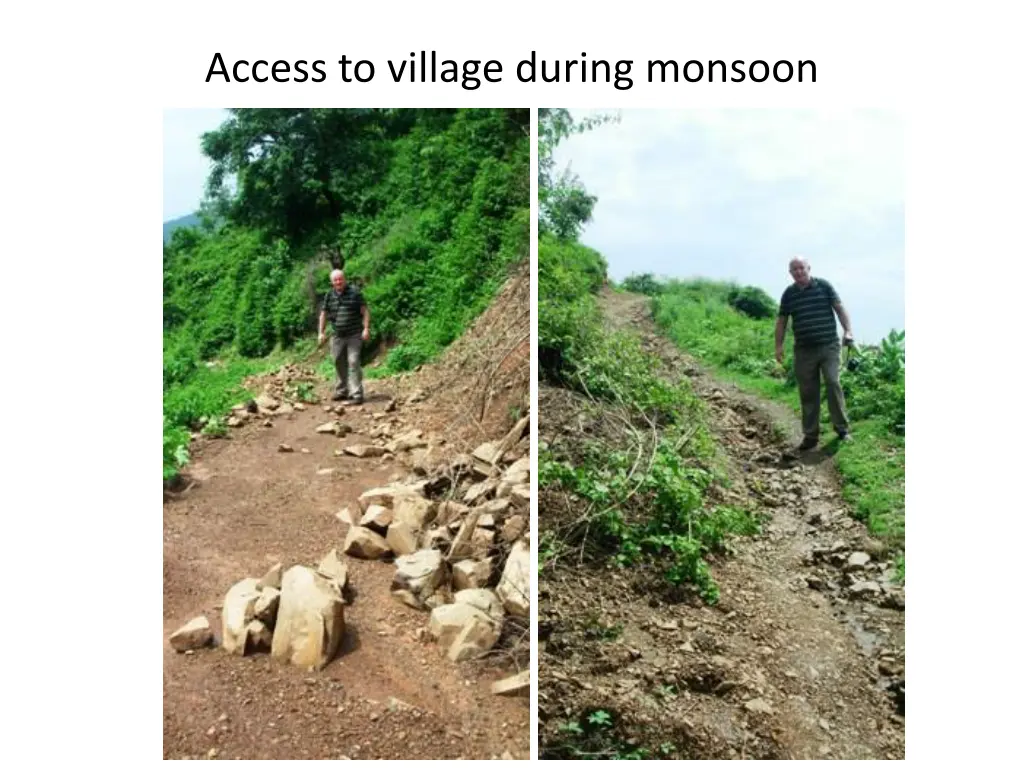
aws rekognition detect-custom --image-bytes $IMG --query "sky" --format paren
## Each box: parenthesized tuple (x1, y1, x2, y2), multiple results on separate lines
(163, 109, 230, 221)
(553, 109, 904, 343)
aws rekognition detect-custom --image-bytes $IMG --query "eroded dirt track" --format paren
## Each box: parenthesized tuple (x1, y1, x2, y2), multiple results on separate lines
(538, 290, 904, 760)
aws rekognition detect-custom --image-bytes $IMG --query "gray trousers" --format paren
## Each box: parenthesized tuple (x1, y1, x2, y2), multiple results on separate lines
(794, 341, 850, 438)
(330, 333, 363, 399)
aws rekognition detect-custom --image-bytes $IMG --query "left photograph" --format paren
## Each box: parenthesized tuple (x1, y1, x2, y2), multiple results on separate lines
(163, 108, 531, 760)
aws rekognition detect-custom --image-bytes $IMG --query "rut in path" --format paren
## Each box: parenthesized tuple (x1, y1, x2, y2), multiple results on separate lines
(538, 290, 904, 760)
(163, 375, 529, 760)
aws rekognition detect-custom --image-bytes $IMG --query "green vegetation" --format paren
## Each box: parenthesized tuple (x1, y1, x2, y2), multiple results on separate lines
(163, 109, 529, 482)
(538, 110, 760, 606)
(631, 276, 905, 553)
(548, 709, 678, 760)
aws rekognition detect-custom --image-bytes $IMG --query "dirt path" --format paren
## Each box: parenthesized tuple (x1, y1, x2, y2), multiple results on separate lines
(163, 377, 529, 759)
(538, 290, 904, 760)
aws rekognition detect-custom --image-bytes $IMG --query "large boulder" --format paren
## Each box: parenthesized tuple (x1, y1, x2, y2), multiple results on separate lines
(270, 565, 346, 670)
(359, 505, 393, 533)
(454, 588, 505, 623)
(392, 493, 436, 531)
(428, 601, 501, 661)
(317, 548, 350, 593)
(386, 520, 420, 556)
(391, 549, 446, 609)
(452, 558, 494, 590)
(357, 486, 399, 511)
(343, 526, 391, 559)
(222, 578, 262, 655)
(496, 539, 530, 618)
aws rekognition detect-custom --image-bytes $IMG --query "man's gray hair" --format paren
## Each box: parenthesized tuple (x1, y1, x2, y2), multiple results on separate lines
(330, 269, 345, 280)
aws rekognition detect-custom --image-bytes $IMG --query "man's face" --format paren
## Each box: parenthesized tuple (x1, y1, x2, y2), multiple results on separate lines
(332, 274, 346, 291)
(789, 261, 810, 287)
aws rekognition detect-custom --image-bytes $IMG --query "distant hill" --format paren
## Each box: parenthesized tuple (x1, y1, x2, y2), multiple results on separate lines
(163, 213, 201, 243)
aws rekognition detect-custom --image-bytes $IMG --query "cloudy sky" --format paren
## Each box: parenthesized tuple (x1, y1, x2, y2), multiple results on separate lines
(553, 109, 904, 343)
(163, 108, 230, 221)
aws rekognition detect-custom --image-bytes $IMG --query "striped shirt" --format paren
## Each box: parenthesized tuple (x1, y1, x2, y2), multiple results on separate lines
(321, 285, 365, 337)
(779, 278, 840, 348)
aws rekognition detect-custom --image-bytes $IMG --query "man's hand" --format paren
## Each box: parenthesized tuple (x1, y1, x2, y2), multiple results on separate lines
(843, 330, 854, 346)
(318, 332, 326, 346)
(775, 345, 785, 364)
(361, 328, 370, 342)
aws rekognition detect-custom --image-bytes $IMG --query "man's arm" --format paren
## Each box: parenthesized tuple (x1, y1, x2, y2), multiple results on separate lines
(834, 302, 853, 342)
(774, 315, 788, 363)
(318, 309, 327, 343)
(360, 303, 370, 340)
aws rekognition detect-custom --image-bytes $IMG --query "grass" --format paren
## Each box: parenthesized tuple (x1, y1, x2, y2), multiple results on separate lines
(162, 339, 319, 483)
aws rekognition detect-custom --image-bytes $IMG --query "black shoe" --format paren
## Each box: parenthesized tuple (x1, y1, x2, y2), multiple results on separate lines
(332, 392, 347, 402)
(347, 396, 364, 405)
(836, 431, 852, 443)
(798, 436, 819, 451)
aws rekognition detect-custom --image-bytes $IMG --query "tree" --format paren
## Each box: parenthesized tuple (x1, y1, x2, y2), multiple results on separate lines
(538, 108, 617, 240)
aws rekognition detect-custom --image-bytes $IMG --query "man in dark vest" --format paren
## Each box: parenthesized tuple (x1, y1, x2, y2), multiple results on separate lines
(775, 257, 853, 450)
(318, 269, 370, 404)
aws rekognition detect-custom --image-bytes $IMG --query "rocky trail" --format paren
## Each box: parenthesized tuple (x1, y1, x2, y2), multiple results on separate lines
(163, 272, 531, 760)
(538, 290, 905, 760)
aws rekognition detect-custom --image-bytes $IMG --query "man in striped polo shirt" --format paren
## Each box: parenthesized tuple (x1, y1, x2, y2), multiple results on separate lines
(318, 269, 370, 404)
(774, 257, 853, 450)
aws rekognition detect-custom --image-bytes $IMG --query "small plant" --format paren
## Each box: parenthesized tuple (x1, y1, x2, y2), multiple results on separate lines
(588, 710, 613, 727)
(584, 615, 624, 642)
(163, 421, 191, 482)
(201, 415, 228, 438)
(288, 381, 318, 403)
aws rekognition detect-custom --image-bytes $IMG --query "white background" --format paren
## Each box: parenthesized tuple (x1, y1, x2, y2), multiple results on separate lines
(2, 0, 1022, 764)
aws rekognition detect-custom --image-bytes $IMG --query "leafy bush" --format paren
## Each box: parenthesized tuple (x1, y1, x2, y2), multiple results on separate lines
(621, 273, 662, 296)
(727, 285, 777, 319)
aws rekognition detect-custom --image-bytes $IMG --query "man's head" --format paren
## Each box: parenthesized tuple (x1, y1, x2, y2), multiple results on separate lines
(788, 258, 811, 287)
(331, 269, 346, 291)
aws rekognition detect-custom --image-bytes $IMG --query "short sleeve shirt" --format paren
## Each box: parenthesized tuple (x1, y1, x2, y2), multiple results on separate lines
(779, 278, 840, 347)
(321, 285, 365, 337)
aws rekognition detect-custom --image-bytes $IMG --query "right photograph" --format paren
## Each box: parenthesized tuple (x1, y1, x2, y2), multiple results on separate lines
(537, 108, 905, 760)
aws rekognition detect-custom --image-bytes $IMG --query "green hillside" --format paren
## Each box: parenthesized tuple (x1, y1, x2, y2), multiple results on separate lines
(163, 108, 529, 481)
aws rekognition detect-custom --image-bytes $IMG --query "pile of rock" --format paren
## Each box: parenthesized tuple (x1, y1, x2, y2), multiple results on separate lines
(802, 540, 905, 608)
(168, 550, 351, 671)
(338, 416, 531, 663)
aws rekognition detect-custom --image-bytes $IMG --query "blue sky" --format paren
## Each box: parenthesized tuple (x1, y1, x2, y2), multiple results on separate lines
(553, 109, 904, 343)
(163, 109, 230, 221)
